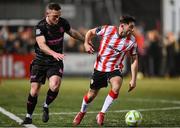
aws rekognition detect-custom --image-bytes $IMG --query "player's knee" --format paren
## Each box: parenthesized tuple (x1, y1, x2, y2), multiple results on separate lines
(49, 81, 60, 92)
(30, 84, 40, 96)
(30, 88, 39, 97)
(30, 90, 39, 97)
(50, 85, 60, 92)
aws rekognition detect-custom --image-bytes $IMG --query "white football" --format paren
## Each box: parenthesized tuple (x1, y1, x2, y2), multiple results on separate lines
(125, 110, 142, 126)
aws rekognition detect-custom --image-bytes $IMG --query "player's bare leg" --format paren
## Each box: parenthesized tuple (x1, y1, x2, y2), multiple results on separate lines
(42, 75, 61, 123)
(97, 76, 122, 126)
(22, 82, 41, 124)
(73, 89, 99, 126)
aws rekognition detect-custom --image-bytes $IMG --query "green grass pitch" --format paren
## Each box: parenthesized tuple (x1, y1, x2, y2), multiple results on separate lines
(0, 77, 180, 127)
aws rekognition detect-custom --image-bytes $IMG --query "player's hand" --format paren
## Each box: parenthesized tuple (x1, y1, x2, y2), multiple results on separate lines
(84, 41, 94, 54)
(128, 80, 136, 92)
(52, 52, 65, 61)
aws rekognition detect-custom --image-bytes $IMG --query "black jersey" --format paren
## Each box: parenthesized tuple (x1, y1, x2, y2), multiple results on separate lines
(33, 17, 70, 65)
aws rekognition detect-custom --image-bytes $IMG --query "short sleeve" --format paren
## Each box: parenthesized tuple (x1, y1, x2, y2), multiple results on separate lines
(96, 25, 107, 36)
(130, 43, 138, 55)
(64, 20, 71, 32)
(35, 25, 44, 37)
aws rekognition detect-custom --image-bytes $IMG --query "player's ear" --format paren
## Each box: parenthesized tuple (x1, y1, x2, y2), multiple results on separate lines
(121, 24, 124, 28)
(45, 12, 48, 17)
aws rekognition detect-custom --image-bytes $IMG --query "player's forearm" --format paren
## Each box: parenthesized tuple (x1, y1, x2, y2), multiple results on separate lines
(73, 31, 85, 42)
(131, 56, 138, 82)
(38, 42, 56, 56)
(68, 29, 85, 42)
(84, 30, 94, 45)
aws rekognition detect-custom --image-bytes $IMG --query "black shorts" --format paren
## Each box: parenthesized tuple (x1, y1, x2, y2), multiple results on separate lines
(90, 69, 123, 90)
(30, 61, 63, 84)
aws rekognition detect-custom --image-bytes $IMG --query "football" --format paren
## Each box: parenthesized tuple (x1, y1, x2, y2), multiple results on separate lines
(125, 110, 142, 126)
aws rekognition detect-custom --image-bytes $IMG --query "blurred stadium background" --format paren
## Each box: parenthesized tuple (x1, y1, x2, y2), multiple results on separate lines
(0, 0, 180, 127)
(0, 0, 180, 77)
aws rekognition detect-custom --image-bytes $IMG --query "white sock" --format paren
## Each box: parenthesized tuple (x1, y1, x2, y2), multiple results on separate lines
(80, 99, 88, 113)
(26, 113, 32, 119)
(101, 94, 114, 113)
(43, 102, 48, 108)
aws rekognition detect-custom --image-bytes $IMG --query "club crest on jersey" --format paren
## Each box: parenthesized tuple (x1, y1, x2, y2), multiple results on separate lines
(48, 31, 51, 35)
(59, 27, 64, 33)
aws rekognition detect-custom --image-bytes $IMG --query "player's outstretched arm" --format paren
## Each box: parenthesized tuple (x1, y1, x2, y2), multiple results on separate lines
(36, 36, 64, 61)
(67, 28, 85, 42)
(84, 28, 96, 54)
(128, 54, 138, 92)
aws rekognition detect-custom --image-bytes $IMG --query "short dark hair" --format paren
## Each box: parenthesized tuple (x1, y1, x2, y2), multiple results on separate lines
(47, 3, 61, 11)
(120, 15, 136, 24)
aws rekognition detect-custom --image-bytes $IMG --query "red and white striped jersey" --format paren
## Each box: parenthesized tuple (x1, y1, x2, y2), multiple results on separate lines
(94, 25, 137, 72)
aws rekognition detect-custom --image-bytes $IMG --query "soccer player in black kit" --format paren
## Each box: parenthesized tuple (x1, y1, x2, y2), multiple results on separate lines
(22, 3, 84, 124)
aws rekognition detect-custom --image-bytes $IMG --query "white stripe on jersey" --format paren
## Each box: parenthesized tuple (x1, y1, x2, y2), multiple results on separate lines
(94, 26, 137, 72)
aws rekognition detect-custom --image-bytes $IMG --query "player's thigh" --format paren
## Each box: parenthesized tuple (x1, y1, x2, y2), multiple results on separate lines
(49, 75, 61, 87)
(109, 70, 123, 92)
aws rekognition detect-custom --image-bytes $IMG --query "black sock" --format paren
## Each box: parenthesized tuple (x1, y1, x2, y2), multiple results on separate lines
(45, 89, 59, 106)
(27, 94, 38, 115)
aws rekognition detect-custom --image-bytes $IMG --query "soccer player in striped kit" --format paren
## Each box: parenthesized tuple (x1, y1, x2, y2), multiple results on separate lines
(73, 15, 138, 126)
